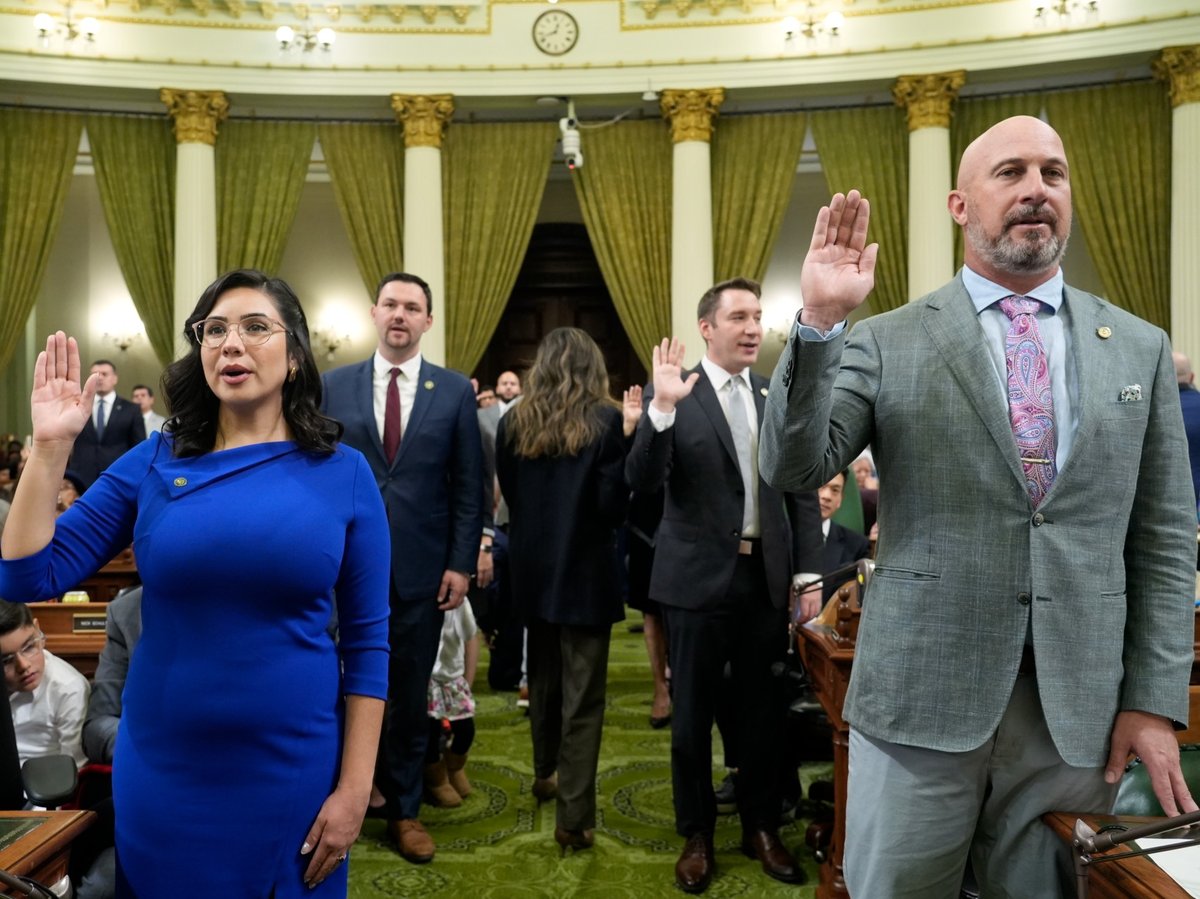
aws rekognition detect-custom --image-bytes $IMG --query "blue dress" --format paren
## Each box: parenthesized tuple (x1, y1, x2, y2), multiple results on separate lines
(0, 434, 391, 897)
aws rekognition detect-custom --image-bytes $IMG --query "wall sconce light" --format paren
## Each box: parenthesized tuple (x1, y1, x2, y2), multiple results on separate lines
(782, 3, 844, 45)
(32, 4, 99, 49)
(275, 23, 336, 52)
(1031, 0, 1099, 26)
(312, 329, 350, 362)
(104, 330, 142, 352)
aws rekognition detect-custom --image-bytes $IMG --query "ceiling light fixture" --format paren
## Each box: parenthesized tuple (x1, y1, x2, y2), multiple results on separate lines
(32, 4, 99, 49)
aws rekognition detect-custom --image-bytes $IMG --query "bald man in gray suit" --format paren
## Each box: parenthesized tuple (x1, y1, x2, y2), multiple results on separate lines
(760, 117, 1197, 898)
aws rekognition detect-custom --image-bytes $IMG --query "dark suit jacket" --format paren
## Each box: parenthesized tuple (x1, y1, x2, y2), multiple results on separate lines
(820, 520, 871, 602)
(321, 357, 484, 602)
(82, 587, 142, 764)
(496, 405, 629, 629)
(625, 367, 821, 612)
(70, 396, 146, 489)
(1179, 384, 1200, 505)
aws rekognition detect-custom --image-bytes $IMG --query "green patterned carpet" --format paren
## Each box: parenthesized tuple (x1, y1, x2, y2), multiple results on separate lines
(348, 614, 832, 898)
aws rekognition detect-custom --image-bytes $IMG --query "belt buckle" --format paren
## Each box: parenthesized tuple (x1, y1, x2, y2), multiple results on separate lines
(738, 539, 753, 556)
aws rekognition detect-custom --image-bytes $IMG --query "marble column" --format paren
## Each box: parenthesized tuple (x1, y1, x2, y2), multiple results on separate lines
(1154, 47, 1200, 358)
(893, 71, 966, 301)
(391, 94, 453, 366)
(161, 88, 228, 348)
(661, 88, 724, 365)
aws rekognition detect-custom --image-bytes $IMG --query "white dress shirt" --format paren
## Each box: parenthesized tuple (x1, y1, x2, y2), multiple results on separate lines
(9, 650, 90, 769)
(373, 351, 422, 444)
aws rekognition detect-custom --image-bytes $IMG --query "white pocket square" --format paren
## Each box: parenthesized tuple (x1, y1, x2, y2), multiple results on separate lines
(1118, 385, 1142, 403)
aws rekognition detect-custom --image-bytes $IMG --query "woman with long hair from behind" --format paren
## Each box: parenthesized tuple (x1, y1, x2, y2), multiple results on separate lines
(495, 327, 630, 854)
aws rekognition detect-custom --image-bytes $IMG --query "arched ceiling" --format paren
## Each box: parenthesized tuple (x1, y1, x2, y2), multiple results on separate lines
(0, 0, 1195, 118)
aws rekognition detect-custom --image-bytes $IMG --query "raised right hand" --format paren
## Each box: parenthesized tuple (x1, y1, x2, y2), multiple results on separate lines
(799, 190, 879, 331)
(650, 337, 699, 414)
(31, 332, 97, 447)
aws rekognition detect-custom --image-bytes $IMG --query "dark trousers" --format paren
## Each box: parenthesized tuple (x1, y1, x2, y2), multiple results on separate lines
(662, 553, 789, 837)
(379, 593, 445, 820)
(527, 618, 611, 831)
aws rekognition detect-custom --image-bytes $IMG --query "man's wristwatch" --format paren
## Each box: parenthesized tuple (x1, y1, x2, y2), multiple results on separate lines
(479, 544, 493, 554)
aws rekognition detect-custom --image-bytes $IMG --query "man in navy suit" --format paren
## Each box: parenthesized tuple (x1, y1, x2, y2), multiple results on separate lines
(1174, 352, 1200, 510)
(70, 360, 145, 490)
(816, 471, 871, 603)
(321, 273, 484, 864)
(626, 278, 822, 894)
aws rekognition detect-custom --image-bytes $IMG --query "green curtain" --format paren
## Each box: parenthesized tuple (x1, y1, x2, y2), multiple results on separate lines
(216, 120, 315, 275)
(573, 119, 673, 370)
(1046, 82, 1172, 329)
(712, 112, 807, 283)
(0, 109, 83, 373)
(951, 93, 1044, 268)
(87, 114, 177, 365)
(318, 123, 404, 299)
(443, 122, 557, 374)
(810, 106, 908, 314)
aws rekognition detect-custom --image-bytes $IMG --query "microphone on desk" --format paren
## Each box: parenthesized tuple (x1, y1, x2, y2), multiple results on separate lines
(1072, 809, 1200, 899)
(0, 867, 56, 898)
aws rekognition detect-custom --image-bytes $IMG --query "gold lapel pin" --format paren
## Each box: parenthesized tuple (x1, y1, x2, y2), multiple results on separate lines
(173, 477, 187, 487)
(1097, 326, 1112, 339)
(424, 380, 435, 390)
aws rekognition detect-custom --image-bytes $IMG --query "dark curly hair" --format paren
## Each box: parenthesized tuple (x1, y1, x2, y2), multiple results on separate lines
(161, 269, 342, 457)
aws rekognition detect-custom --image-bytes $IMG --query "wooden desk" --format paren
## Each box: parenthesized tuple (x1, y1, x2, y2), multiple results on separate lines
(795, 579, 861, 899)
(1044, 812, 1190, 899)
(31, 602, 108, 679)
(75, 547, 137, 603)
(0, 810, 95, 887)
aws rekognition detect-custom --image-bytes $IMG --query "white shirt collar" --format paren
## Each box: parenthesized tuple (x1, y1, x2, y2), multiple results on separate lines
(700, 355, 750, 394)
(374, 351, 422, 382)
(962, 265, 1064, 316)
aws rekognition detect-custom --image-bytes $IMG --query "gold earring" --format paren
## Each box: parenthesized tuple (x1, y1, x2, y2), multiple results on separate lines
(287, 366, 298, 383)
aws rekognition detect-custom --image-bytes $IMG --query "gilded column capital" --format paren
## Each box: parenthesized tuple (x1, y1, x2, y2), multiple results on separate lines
(159, 89, 229, 145)
(1154, 46, 1200, 108)
(390, 94, 455, 148)
(892, 71, 966, 131)
(660, 88, 725, 144)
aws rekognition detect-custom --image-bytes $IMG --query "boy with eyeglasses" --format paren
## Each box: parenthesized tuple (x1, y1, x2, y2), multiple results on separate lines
(0, 600, 88, 769)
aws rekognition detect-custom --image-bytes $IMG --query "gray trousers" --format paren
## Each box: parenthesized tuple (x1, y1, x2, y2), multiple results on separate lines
(845, 674, 1117, 899)
(526, 619, 611, 831)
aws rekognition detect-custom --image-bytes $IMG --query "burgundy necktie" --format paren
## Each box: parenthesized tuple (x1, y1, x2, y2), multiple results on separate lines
(999, 296, 1057, 506)
(383, 367, 402, 465)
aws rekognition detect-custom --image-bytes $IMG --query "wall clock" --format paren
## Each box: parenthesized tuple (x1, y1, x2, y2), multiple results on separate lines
(533, 9, 579, 56)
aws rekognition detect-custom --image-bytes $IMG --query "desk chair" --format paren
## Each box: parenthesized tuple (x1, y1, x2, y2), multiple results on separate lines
(1113, 744, 1200, 817)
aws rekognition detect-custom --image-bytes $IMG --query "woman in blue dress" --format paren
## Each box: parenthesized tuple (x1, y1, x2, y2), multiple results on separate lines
(0, 270, 390, 897)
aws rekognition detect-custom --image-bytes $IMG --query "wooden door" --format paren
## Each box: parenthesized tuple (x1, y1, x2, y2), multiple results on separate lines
(475, 223, 646, 396)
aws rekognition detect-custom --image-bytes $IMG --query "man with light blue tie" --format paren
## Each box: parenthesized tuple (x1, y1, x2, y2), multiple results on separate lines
(760, 116, 1197, 897)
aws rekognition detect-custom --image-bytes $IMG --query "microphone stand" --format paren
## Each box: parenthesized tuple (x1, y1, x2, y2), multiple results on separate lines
(787, 558, 874, 652)
(1072, 809, 1200, 899)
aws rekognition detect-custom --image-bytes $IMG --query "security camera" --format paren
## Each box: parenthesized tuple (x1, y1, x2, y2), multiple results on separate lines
(559, 116, 582, 170)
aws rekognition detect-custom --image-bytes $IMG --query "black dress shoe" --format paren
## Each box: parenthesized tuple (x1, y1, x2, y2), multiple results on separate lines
(741, 829, 806, 884)
(675, 832, 715, 894)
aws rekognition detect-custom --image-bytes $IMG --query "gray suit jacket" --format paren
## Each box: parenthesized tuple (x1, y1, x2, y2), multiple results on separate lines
(759, 275, 1195, 767)
(82, 587, 142, 764)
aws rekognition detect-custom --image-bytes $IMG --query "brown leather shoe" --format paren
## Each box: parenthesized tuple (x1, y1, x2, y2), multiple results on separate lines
(675, 832, 715, 894)
(741, 829, 805, 884)
(388, 818, 435, 864)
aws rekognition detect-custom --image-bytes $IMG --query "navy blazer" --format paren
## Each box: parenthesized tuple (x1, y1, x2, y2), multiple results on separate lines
(321, 357, 485, 602)
(819, 520, 871, 603)
(625, 367, 822, 612)
(70, 395, 146, 489)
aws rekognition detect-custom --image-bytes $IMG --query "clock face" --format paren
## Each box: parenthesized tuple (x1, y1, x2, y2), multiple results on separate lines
(532, 10, 578, 56)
